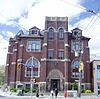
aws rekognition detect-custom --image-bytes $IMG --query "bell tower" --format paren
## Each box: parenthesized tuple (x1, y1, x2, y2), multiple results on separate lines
(41, 16, 69, 91)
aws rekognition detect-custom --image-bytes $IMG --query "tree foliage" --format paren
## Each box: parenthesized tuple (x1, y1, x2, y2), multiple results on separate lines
(0, 65, 5, 85)
(72, 82, 78, 90)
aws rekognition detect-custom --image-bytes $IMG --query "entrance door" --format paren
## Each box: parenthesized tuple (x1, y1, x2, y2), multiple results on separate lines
(51, 79, 60, 90)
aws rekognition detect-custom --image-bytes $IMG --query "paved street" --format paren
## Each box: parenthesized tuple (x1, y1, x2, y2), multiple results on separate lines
(0, 95, 100, 99)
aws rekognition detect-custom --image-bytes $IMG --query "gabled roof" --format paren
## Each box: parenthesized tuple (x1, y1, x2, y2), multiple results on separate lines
(29, 26, 40, 30)
(68, 32, 90, 41)
(72, 27, 82, 31)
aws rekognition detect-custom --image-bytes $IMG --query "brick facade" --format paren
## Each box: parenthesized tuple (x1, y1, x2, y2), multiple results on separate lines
(5, 16, 92, 91)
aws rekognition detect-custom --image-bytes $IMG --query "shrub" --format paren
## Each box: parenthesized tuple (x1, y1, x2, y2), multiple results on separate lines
(85, 90, 92, 93)
(10, 87, 17, 92)
(23, 88, 30, 93)
(72, 82, 78, 90)
(81, 89, 85, 93)
(23, 88, 36, 93)
(32, 88, 36, 93)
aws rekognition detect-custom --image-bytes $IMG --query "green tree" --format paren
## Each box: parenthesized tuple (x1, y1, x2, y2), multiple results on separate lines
(72, 82, 78, 90)
(0, 65, 5, 85)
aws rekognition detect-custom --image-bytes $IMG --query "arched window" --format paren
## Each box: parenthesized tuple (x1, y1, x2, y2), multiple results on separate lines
(48, 28, 54, 40)
(71, 60, 80, 69)
(26, 57, 39, 68)
(25, 57, 40, 77)
(71, 60, 80, 78)
(71, 60, 84, 78)
(58, 28, 64, 40)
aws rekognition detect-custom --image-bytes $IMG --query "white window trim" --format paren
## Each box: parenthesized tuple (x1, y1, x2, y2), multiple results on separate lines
(25, 57, 40, 78)
(26, 40, 41, 52)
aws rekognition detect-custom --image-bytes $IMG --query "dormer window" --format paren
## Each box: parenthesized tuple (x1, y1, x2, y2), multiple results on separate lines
(73, 31, 77, 36)
(29, 26, 40, 36)
(32, 30, 38, 35)
(72, 28, 82, 38)
(73, 31, 81, 38)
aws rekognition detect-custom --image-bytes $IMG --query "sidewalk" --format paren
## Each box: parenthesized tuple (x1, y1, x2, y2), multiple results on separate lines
(0, 89, 100, 99)
(1, 95, 100, 99)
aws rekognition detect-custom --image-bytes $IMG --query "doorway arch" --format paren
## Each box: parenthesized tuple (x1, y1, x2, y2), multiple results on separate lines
(47, 69, 64, 91)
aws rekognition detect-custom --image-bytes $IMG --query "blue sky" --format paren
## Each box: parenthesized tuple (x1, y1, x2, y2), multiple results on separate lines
(0, 0, 100, 65)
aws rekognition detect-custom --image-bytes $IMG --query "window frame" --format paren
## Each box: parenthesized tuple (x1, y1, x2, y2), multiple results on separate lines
(32, 30, 38, 35)
(48, 28, 54, 40)
(58, 51, 64, 59)
(25, 57, 40, 78)
(71, 60, 84, 79)
(96, 66, 100, 79)
(58, 28, 64, 40)
(27, 40, 41, 52)
(71, 40, 83, 53)
(48, 50, 53, 59)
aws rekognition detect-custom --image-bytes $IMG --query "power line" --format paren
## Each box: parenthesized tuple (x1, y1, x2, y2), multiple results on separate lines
(61, 0, 100, 33)
(61, 0, 100, 18)
(83, 15, 96, 31)
(83, 9, 99, 33)
(85, 1, 100, 32)
(87, 10, 100, 17)
(61, 0, 86, 11)
(83, 15, 99, 33)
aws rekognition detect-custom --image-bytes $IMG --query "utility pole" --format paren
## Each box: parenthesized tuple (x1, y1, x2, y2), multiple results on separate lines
(78, 53, 82, 97)
(30, 56, 33, 97)
(74, 29, 83, 97)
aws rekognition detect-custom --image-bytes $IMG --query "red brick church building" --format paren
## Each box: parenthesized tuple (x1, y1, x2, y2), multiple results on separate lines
(5, 16, 92, 91)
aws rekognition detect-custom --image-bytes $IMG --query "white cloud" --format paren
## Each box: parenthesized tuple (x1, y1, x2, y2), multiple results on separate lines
(1, 31, 15, 40)
(0, 34, 8, 65)
(6, 31, 15, 38)
(0, 31, 14, 65)
(18, 0, 85, 30)
(0, 0, 35, 18)
(0, 0, 85, 29)
(0, 0, 42, 25)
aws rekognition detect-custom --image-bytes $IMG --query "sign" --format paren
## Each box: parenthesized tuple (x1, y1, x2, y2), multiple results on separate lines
(79, 61, 84, 71)
(67, 90, 77, 97)
(17, 64, 21, 70)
